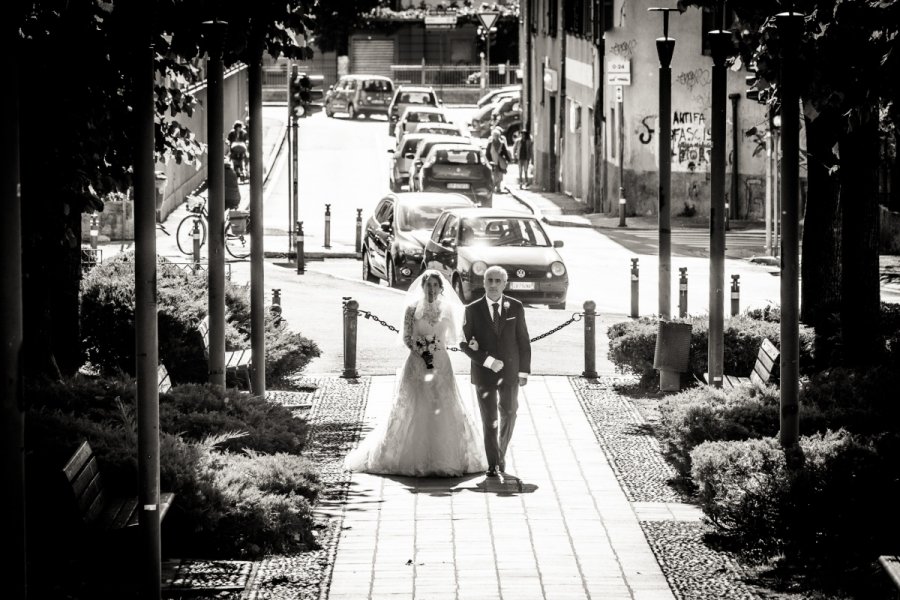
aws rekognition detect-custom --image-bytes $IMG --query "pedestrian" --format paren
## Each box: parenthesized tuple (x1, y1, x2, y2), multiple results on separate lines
(516, 130, 533, 189)
(227, 120, 249, 181)
(224, 159, 241, 210)
(486, 127, 511, 194)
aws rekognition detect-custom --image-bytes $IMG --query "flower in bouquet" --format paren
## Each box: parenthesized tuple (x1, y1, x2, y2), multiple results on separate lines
(414, 334, 438, 369)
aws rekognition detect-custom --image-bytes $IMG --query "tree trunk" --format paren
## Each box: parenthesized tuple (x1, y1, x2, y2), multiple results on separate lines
(800, 108, 842, 365)
(839, 108, 882, 366)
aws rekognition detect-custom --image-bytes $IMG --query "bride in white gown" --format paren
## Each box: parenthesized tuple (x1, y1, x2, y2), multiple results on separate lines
(344, 270, 488, 477)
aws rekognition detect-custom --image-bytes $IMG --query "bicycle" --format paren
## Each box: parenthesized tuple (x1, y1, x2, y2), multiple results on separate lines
(176, 195, 251, 260)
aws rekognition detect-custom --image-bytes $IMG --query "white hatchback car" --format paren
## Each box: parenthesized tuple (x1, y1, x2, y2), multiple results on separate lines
(395, 106, 450, 139)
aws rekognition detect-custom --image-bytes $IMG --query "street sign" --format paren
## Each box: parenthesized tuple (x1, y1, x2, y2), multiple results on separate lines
(477, 11, 499, 30)
(615, 85, 623, 103)
(606, 72, 632, 85)
(609, 60, 630, 73)
(425, 14, 457, 29)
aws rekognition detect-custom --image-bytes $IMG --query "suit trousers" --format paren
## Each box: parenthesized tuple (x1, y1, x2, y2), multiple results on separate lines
(476, 382, 519, 469)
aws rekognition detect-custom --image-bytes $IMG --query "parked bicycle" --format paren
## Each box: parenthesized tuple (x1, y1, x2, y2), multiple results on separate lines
(176, 195, 251, 260)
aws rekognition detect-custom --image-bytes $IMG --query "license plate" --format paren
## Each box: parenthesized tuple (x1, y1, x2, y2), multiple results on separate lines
(447, 182, 470, 190)
(508, 282, 535, 290)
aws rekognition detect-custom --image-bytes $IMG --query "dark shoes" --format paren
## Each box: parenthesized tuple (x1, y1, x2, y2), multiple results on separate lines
(486, 466, 500, 477)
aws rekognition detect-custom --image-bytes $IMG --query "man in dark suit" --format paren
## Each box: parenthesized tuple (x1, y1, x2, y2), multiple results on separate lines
(461, 265, 531, 477)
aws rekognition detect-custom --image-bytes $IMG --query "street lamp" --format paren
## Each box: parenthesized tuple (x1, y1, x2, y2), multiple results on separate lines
(648, 7, 679, 321)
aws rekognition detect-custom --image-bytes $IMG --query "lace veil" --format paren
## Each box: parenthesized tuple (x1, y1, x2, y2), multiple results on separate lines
(399, 269, 465, 348)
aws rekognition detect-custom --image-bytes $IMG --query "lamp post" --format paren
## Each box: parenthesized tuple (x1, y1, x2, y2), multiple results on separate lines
(707, 9, 732, 389)
(248, 25, 266, 397)
(649, 7, 679, 320)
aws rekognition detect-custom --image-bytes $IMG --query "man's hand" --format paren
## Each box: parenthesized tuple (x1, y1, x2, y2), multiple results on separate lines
(518, 376, 528, 387)
(468, 337, 479, 351)
(490, 358, 504, 373)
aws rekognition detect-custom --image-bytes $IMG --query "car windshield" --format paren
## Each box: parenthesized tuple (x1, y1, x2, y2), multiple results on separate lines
(459, 217, 551, 247)
(397, 202, 466, 231)
(363, 79, 392, 92)
(432, 148, 481, 164)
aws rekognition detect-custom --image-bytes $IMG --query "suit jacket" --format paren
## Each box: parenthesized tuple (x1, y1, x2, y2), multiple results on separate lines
(461, 294, 531, 387)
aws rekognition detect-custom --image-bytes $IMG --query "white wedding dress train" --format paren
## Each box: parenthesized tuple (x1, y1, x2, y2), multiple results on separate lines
(344, 301, 488, 477)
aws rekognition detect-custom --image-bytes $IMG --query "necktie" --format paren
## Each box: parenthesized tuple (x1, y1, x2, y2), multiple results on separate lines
(492, 302, 500, 331)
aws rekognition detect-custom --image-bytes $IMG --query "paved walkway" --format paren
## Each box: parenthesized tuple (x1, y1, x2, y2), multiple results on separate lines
(327, 375, 701, 600)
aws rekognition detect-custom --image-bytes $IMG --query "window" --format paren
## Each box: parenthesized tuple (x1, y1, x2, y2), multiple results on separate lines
(375, 199, 393, 224)
(564, 0, 592, 37)
(441, 216, 459, 242)
(592, 0, 614, 41)
(547, 0, 558, 36)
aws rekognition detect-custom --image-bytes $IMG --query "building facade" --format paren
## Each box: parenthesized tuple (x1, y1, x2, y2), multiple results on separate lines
(522, 0, 780, 219)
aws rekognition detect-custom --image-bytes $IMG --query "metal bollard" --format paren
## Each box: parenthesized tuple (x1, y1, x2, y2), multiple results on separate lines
(630, 258, 639, 318)
(730, 274, 740, 316)
(618, 197, 627, 228)
(324, 204, 332, 249)
(355, 208, 363, 259)
(270, 288, 283, 317)
(582, 300, 598, 378)
(295, 221, 305, 274)
(342, 297, 360, 378)
(192, 219, 202, 274)
(678, 267, 688, 318)
(89, 213, 99, 250)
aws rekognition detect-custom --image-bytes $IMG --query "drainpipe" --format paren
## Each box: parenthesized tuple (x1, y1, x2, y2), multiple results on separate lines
(556, 0, 566, 193)
(729, 93, 741, 225)
(524, 0, 533, 134)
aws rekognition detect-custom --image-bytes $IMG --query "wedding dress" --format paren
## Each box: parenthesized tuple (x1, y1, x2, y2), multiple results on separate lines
(344, 273, 488, 477)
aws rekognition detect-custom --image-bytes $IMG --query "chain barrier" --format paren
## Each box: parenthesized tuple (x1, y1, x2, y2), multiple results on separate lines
(346, 298, 584, 346)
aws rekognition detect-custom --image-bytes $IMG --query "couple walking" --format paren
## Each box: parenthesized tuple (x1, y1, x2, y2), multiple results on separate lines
(345, 266, 531, 478)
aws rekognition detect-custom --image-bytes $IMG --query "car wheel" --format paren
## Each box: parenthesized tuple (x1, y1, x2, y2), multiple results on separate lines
(348, 104, 357, 120)
(549, 302, 566, 310)
(386, 260, 397, 289)
(453, 276, 467, 303)
(362, 251, 379, 283)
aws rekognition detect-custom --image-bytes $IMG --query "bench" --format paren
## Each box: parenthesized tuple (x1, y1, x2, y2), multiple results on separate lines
(879, 555, 900, 596)
(63, 440, 175, 533)
(197, 315, 252, 391)
(158, 363, 172, 393)
(704, 337, 779, 391)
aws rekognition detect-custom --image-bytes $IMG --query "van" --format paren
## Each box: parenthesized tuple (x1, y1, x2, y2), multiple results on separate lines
(324, 75, 394, 119)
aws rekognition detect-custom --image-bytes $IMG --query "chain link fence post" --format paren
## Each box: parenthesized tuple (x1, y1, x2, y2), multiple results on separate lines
(342, 297, 359, 378)
(730, 274, 740, 316)
(295, 220, 305, 274)
(678, 267, 688, 318)
(630, 258, 639, 318)
(355, 208, 363, 259)
(192, 219, 202, 274)
(582, 300, 598, 378)
(324, 203, 332, 249)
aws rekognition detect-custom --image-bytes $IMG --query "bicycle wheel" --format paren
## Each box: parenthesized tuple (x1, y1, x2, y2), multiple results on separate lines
(224, 220, 251, 260)
(176, 214, 207, 255)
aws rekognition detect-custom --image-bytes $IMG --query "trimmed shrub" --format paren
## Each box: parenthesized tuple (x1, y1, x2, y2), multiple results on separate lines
(607, 315, 815, 389)
(81, 252, 320, 384)
(691, 431, 900, 575)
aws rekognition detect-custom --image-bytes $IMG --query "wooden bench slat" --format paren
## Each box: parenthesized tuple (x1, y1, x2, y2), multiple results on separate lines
(158, 363, 172, 393)
(63, 441, 93, 481)
(702, 338, 779, 390)
(103, 496, 138, 531)
(761, 338, 780, 362)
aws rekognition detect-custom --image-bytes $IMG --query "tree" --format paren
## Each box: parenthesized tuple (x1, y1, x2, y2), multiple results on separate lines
(679, 0, 899, 365)
(14, 1, 318, 379)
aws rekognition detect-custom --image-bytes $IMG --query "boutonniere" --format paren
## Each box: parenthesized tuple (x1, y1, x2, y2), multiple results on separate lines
(503, 301, 510, 311)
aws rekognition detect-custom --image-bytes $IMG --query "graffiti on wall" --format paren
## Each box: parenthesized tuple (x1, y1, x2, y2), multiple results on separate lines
(675, 68, 710, 93)
(609, 39, 637, 59)
(636, 114, 656, 145)
(672, 111, 711, 172)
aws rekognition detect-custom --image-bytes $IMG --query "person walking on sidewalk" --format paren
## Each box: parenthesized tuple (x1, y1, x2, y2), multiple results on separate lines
(224, 159, 242, 210)
(486, 127, 512, 194)
(514, 129, 533, 189)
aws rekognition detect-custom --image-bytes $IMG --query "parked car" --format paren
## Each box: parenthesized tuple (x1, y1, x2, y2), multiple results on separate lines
(416, 122, 469, 137)
(493, 106, 522, 145)
(324, 74, 394, 119)
(476, 84, 522, 108)
(406, 135, 474, 192)
(472, 95, 521, 140)
(388, 132, 430, 192)
(469, 101, 501, 139)
(395, 106, 450, 139)
(423, 208, 568, 309)
(388, 85, 440, 136)
(415, 143, 494, 207)
(361, 192, 475, 288)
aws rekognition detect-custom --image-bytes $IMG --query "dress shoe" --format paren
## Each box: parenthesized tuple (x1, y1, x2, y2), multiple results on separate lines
(486, 466, 499, 477)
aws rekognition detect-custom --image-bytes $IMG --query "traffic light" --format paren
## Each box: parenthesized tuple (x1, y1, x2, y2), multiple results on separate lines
(745, 70, 772, 104)
(290, 72, 325, 118)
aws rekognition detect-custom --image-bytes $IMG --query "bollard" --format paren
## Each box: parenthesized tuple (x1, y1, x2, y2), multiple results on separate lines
(730, 274, 740, 316)
(270, 288, 282, 315)
(582, 300, 598, 378)
(630, 258, 639, 318)
(324, 203, 332, 249)
(342, 298, 360, 378)
(355, 208, 363, 259)
(192, 219, 202, 274)
(618, 197, 627, 228)
(89, 213, 99, 250)
(295, 221, 305, 274)
(678, 267, 688, 318)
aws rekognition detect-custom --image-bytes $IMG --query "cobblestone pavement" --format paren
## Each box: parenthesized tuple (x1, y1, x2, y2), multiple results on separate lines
(225, 375, 767, 600)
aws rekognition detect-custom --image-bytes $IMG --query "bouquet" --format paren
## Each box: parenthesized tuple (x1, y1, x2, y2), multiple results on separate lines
(414, 334, 438, 369)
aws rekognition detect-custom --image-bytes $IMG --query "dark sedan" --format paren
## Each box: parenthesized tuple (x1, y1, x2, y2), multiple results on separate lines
(423, 208, 568, 309)
(416, 144, 494, 208)
(362, 192, 476, 288)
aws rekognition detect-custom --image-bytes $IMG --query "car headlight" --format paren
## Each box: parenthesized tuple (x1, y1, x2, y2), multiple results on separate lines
(472, 261, 487, 276)
(396, 244, 423, 258)
(550, 261, 566, 277)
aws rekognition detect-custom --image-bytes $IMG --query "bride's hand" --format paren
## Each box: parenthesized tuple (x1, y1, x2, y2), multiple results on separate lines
(467, 337, 479, 351)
